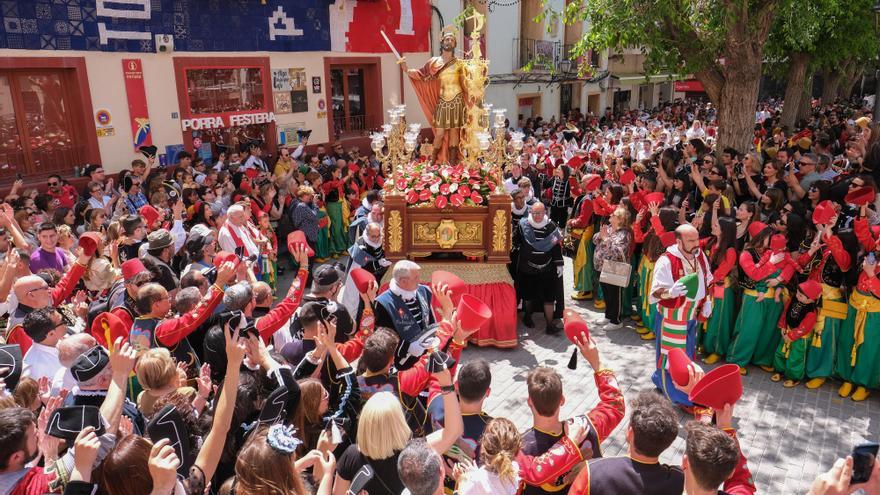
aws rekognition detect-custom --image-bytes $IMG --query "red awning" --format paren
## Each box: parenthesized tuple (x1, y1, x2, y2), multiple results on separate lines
(674, 80, 705, 92)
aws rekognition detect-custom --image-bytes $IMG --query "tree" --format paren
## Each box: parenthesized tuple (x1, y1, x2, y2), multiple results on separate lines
(764, 0, 877, 128)
(543, 0, 782, 154)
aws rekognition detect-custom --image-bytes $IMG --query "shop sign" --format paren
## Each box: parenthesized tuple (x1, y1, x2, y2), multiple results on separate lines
(181, 112, 276, 131)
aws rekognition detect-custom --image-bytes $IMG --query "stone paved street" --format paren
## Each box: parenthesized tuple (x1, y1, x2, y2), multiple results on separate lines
(279, 258, 880, 494)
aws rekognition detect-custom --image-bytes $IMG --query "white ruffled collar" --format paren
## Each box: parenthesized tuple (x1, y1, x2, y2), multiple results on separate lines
(527, 213, 549, 229)
(362, 230, 383, 248)
(511, 203, 528, 216)
(389, 278, 417, 301)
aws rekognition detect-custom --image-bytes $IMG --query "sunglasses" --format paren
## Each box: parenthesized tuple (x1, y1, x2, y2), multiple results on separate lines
(47, 181, 59, 186)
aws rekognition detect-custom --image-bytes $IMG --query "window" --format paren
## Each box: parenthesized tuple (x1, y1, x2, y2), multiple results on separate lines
(0, 69, 87, 179)
(185, 68, 265, 115)
(330, 67, 368, 138)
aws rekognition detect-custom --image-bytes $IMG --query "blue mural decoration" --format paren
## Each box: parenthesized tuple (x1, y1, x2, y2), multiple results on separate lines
(0, 0, 330, 52)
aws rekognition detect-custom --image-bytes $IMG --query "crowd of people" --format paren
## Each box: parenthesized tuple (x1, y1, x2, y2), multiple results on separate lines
(0, 97, 877, 495)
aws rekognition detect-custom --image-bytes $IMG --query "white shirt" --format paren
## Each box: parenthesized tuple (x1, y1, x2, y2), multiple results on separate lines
(649, 244, 713, 305)
(242, 155, 267, 171)
(88, 195, 111, 210)
(51, 366, 76, 395)
(218, 222, 260, 257)
(23, 342, 62, 381)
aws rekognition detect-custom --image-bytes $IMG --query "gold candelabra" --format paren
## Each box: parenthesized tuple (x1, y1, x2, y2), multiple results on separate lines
(475, 106, 524, 185)
(371, 104, 421, 196)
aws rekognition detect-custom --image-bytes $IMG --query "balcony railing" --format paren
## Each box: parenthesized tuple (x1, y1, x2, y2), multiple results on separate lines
(515, 38, 598, 73)
(333, 113, 376, 139)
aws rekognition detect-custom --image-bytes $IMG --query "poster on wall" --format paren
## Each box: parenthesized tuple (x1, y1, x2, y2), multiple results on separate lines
(272, 69, 292, 92)
(290, 68, 308, 113)
(277, 123, 307, 146)
(95, 108, 115, 137)
(274, 92, 293, 114)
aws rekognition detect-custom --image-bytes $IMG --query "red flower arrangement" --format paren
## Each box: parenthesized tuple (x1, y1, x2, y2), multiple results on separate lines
(388, 161, 499, 208)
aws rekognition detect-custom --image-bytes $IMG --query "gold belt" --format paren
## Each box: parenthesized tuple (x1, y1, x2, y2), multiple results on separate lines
(744, 287, 777, 298)
(849, 290, 880, 366)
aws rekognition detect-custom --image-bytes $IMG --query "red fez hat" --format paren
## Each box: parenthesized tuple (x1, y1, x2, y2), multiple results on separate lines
(630, 191, 645, 211)
(660, 231, 676, 248)
(688, 363, 743, 410)
(845, 186, 876, 206)
(121, 259, 146, 281)
(567, 156, 583, 170)
(90, 312, 126, 348)
(456, 294, 492, 331)
(350, 268, 376, 294)
(431, 270, 467, 306)
(563, 315, 590, 345)
(799, 280, 823, 301)
(812, 200, 836, 225)
(770, 234, 787, 251)
(589, 150, 601, 162)
(748, 221, 769, 239)
(287, 231, 315, 257)
(244, 168, 259, 179)
(78, 232, 103, 257)
(550, 143, 563, 152)
(348, 163, 359, 173)
(644, 192, 665, 206)
(213, 251, 240, 269)
(620, 169, 636, 186)
(667, 348, 692, 387)
(583, 174, 602, 192)
(139, 205, 161, 229)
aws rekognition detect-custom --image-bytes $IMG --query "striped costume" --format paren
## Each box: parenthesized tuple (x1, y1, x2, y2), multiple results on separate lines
(649, 245, 712, 406)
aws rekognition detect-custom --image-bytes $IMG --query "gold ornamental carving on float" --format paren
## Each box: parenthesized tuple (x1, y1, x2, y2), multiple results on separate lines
(412, 220, 482, 247)
(492, 209, 507, 252)
(388, 210, 403, 252)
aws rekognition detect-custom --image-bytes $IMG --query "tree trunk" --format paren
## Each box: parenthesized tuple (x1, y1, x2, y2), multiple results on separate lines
(780, 52, 809, 130)
(821, 68, 843, 104)
(796, 74, 813, 124)
(839, 66, 862, 100)
(715, 75, 762, 155)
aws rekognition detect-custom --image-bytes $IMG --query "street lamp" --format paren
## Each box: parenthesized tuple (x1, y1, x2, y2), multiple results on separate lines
(873, 1, 880, 122)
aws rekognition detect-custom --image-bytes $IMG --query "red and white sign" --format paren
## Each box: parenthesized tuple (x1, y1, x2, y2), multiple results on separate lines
(339, 0, 430, 53)
(674, 79, 705, 92)
(122, 58, 152, 150)
(181, 111, 276, 131)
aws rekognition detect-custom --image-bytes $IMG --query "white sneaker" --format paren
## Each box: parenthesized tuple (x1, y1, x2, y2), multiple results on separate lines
(604, 322, 623, 330)
(593, 317, 610, 326)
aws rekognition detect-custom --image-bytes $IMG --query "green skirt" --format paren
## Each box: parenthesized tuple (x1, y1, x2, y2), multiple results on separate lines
(703, 283, 736, 357)
(572, 227, 595, 293)
(316, 209, 331, 259)
(620, 254, 638, 318)
(327, 200, 348, 255)
(728, 289, 784, 367)
(836, 295, 880, 388)
(806, 304, 844, 380)
(635, 256, 655, 329)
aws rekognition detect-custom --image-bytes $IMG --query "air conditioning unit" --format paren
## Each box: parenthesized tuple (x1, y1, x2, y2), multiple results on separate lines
(155, 34, 174, 53)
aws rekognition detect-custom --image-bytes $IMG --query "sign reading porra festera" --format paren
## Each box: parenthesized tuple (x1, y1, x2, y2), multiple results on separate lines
(181, 112, 276, 130)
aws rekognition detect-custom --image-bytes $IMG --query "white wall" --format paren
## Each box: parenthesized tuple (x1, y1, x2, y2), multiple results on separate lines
(0, 48, 428, 173)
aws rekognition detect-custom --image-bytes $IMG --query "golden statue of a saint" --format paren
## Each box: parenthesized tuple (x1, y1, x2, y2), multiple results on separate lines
(399, 27, 467, 164)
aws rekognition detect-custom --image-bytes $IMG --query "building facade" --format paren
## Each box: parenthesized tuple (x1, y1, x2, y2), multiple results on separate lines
(0, 0, 432, 177)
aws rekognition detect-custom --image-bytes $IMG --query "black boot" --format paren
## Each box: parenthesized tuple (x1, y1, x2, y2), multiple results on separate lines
(522, 302, 535, 328)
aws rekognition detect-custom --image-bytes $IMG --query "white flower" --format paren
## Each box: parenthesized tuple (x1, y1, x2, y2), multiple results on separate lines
(430, 183, 440, 194)
(441, 168, 450, 178)
(450, 183, 458, 193)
